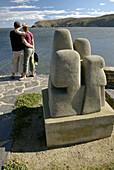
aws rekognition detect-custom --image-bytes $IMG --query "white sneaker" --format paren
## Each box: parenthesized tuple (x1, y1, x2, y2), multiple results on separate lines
(19, 76, 26, 81)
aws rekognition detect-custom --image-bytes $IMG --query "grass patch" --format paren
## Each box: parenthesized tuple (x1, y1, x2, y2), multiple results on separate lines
(12, 93, 42, 140)
(14, 93, 42, 108)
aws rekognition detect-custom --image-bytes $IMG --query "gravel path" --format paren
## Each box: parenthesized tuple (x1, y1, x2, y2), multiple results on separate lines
(9, 130, 114, 170)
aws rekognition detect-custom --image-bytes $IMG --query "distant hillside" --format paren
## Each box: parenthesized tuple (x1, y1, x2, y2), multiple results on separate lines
(32, 14, 114, 27)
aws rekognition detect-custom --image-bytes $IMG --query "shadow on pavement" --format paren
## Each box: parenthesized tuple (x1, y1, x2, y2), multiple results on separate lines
(11, 106, 47, 153)
(0, 112, 14, 169)
(0, 76, 21, 82)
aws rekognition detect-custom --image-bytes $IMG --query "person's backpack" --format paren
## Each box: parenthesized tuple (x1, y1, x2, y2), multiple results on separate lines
(34, 52, 39, 62)
(34, 52, 39, 65)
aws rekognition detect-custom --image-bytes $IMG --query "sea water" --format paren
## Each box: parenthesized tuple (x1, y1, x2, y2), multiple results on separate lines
(0, 27, 114, 75)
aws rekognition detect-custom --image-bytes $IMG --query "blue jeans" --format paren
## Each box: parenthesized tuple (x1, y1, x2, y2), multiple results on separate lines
(24, 47, 35, 74)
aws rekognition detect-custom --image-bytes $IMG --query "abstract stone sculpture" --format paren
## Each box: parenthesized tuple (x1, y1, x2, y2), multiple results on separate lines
(42, 28, 114, 147)
(49, 50, 80, 117)
(48, 29, 106, 117)
(82, 55, 106, 114)
(73, 38, 91, 60)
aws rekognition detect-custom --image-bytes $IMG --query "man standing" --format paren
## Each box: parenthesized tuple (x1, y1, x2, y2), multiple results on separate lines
(10, 21, 24, 79)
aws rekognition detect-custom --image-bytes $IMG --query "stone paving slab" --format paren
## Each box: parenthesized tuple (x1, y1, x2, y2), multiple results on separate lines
(0, 105, 14, 114)
(0, 74, 48, 169)
(0, 95, 20, 105)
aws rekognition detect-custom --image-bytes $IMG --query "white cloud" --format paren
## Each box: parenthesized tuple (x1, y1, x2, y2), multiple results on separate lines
(100, 3, 106, 5)
(48, 14, 93, 20)
(0, 9, 67, 21)
(1, 11, 45, 20)
(71, 11, 81, 15)
(10, 0, 39, 3)
(41, 10, 67, 15)
(0, 5, 39, 10)
(109, 0, 114, 2)
(88, 10, 114, 15)
(88, 8, 95, 11)
(11, 0, 30, 3)
(76, 8, 85, 11)
(43, 6, 54, 9)
(0, 3, 114, 25)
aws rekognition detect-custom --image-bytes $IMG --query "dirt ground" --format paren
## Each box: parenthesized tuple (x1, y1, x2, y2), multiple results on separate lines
(9, 106, 114, 170)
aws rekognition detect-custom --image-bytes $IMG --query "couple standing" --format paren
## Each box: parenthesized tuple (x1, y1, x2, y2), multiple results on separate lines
(10, 21, 35, 81)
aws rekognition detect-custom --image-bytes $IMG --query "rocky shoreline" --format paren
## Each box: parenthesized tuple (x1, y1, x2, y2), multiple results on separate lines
(32, 14, 114, 28)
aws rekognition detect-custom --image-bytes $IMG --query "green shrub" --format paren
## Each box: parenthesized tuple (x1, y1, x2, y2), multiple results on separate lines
(3, 159, 28, 170)
(14, 93, 42, 108)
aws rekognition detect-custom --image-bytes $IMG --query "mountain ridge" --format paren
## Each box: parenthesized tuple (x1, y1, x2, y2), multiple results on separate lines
(32, 14, 114, 27)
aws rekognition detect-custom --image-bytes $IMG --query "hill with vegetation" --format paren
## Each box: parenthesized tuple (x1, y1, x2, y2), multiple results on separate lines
(32, 14, 114, 27)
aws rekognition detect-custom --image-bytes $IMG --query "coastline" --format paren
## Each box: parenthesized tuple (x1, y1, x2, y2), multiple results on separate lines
(32, 14, 114, 28)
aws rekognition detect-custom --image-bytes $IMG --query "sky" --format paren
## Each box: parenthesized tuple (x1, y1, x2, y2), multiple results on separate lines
(0, 0, 114, 28)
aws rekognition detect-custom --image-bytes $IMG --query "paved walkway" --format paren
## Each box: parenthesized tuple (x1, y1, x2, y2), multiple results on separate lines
(0, 74, 48, 169)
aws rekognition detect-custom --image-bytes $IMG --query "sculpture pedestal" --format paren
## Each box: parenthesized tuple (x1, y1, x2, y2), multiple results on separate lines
(42, 89, 114, 148)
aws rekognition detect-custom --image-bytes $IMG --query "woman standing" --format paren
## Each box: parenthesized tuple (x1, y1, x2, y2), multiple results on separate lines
(15, 23, 35, 81)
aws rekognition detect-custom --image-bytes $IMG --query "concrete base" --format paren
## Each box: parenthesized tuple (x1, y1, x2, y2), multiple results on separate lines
(42, 88, 114, 148)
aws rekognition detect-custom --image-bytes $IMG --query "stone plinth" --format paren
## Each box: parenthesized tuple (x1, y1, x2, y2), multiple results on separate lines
(42, 88, 114, 147)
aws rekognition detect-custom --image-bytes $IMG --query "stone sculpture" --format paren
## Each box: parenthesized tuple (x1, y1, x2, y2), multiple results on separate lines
(48, 28, 106, 117)
(42, 28, 114, 147)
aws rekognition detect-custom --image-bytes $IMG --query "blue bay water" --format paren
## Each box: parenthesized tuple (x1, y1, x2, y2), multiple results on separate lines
(0, 27, 114, 75)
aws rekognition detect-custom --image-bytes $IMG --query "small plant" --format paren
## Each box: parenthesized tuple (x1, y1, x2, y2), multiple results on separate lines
(14, 93, 42, 108)
(3, 159, 28, 170)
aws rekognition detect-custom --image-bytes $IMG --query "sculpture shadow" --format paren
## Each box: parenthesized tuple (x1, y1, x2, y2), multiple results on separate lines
(0, 112, 14, 150)
(11, 106, 47, 153)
